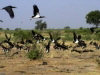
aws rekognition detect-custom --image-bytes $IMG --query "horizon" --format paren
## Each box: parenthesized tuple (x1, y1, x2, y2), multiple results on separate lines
(0, 0, 100, 29)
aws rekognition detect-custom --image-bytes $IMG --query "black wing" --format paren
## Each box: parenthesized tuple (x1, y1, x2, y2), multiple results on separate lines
(5, 33, 9, 41)
(90, 27, 97, 33)
(0, 20, 3, 22)
(55, 37, 61, 42)
(32, 30, 36, 36)
(3, 6, 14, 18)
(37, 33, 44, 40)
(78, 35, 81, 41)
(33, 5, 39, 16)
(5, 33, 11, 41)
(49, 32, 53, 41)
(73, 32, 77, 41)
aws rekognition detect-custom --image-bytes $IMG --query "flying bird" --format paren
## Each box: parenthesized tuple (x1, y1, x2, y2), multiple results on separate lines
(73, 32, 81, 43)
(49, 32, 54, 42)
(2, 6, 16, 18)
(31, 5, 45, 19)
(45, 41, 51, 53)
(0, 20, 3, 23)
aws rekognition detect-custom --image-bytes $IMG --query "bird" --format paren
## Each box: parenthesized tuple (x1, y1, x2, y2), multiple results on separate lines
(73, 32, 86, 48)
(31, 5, 45, 19)
(2, 6, 16, 18)
(90, 27, 96, 34)
(31, 30, 45, 43)
(49, 32, 55, 42)
(73, 32, 81, 43)
(45, 41, 51, 53)
(90, 41, 100, 49)
(0, 20, 3, 22)
(0, 33, 14, 53)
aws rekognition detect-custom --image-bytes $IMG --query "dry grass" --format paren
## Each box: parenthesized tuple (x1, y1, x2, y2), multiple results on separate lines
(0, 41, 100, 75)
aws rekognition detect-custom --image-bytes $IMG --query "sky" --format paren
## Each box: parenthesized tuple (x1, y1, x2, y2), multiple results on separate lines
(0, 0, 100, 29)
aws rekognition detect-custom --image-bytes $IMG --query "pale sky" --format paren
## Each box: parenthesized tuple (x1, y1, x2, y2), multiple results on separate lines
(0, 0, 100, 29)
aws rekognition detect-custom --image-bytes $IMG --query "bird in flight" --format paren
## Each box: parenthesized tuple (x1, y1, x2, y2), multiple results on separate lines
(31, 5, 45, 19)
(2, 6, 16, 19)
(0, 20, 3, 23)
(73, 32, 81, 43)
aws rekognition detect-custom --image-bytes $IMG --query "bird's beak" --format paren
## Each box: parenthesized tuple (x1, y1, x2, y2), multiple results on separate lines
(12, 6, 16, 8)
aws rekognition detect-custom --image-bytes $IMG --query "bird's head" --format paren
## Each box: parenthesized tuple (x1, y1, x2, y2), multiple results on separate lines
(11, 6, 16, 8)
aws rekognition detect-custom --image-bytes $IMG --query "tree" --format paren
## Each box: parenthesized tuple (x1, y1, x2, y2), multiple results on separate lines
(86, 10, 100, 28)
(6, 28, 10, 30)
(15, 28, 21, 31)
(0, 28, 3, 30)
(64, 26, 70, 29)
(35, 20, 47, 30)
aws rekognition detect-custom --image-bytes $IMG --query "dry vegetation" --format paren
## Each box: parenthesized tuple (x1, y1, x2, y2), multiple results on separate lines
(0, 29, 100, 75)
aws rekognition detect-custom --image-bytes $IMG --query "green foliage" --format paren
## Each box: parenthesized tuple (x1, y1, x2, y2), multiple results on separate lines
(6, 28, 10, 30)
(0, 28, 3, 30)
(13, 30, 32, 41)
(64, 26, 70, 29)
(15, 28, 22, 31)
(35, 20, 47, 30)
(27, 47, 43, 60)
(65, 33, 73, 41)
(52, 31, 61, 40)
(86, 10, 100, 27)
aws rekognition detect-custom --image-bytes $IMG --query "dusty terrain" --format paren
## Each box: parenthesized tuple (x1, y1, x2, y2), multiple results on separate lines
(0, 42, 100, 75)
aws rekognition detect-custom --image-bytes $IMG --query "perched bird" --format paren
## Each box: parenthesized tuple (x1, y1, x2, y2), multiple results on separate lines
(31, 5, 45, 19)
(2, 6, 16, 18)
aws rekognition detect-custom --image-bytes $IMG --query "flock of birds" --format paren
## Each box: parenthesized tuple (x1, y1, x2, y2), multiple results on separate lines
(0, 29, 100, 55)
(0, 4, 44, 22)
(0, 5, 100, 55)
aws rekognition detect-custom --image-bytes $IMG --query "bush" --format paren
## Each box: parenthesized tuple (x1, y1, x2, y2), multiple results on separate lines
(13, 30, 32, 41)
(27, 49, 43, 60)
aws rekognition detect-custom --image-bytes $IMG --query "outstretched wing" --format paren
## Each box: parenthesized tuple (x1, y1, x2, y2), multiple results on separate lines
(33, 5, 40, 16)
(32, 30, 36, 36)
(78, 35, 81, 41)
(55, 37, 61, 42)
(73, 32, 77, 42)
(49, 32, 53, 41)
(3, 6, 14, 18)
(5, 33, 11, 41)
(0, 20, 3, 22)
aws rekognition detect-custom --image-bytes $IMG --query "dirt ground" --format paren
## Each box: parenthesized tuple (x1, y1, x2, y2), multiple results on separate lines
(0, 42, 100, 75)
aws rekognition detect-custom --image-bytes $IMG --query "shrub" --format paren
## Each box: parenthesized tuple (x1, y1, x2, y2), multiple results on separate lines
(13, 30, 32, 41)
(27, 48, 43, 60)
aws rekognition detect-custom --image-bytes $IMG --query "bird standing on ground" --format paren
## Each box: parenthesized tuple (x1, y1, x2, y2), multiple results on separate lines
(2, 6, 16, 18)
(31, 5, 45, 19)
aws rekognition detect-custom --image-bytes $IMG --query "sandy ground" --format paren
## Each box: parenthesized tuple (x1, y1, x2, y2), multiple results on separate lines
(0, 42, 100, 75)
